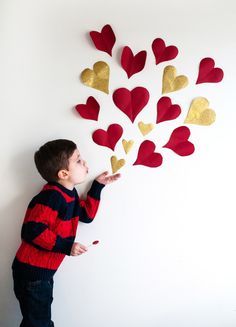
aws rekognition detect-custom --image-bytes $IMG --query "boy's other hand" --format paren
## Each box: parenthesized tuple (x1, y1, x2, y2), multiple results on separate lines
(70, 242, 88, 256)
(96, 171, 121, 185)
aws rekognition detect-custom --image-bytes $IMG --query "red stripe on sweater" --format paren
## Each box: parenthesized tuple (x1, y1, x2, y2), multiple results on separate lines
(53, 216, 79, 238)
(33, 228, 57, 250)
(16, 241, 65, 270)
(24, 205, 58, 228)
(79, 195, 100, 219)
(24, 205, 79, 238)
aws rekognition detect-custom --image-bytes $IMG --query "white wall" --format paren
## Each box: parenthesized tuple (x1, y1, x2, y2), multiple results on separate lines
(1, 0, 236, 326)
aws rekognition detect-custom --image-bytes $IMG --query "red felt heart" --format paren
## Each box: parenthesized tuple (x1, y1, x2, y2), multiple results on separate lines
(75, 96, 100, 121)
(121, 46, 147, 78)
(92, 124, 123, 151)
(163, 126, 195, 156)
(152, 38, 178, 65)
(133, 140, 163, 167)
(196, 57, 224, 84)
(113, 87, 149, 123)
(156, 96, 181, 124)
(90, 24, 116, 56)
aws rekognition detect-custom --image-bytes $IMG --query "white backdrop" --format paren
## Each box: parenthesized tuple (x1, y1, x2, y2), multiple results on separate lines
(1, 0, 236, 326)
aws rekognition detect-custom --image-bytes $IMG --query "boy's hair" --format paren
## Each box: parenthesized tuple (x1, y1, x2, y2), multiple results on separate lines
(34, 139, 77, 182)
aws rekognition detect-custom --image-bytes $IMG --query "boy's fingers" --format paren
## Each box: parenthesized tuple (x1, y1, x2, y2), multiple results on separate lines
(113, 173, 121, 179)
(99, 171, 108, 176)
(79, 248, 87, 253)
(107, 174, 121, 182)
(71, 243, 88, 256)
(79, 244, 88, 251)
(72, 250, 85, 256)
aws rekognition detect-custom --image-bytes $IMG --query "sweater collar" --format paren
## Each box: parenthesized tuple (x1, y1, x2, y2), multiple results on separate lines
(47, 181, 76, 197)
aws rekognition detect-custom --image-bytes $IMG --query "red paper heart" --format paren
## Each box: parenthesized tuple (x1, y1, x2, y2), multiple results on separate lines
(90, 24, 116, 56)
(133, 140, 163, 167)
(113, 87, 149, 123)
(196, 57, 224, 84)
(92, 124, 123, 150)
(152, 38, 178, 65)
(75, 96, 100, 121)
(156, 96, 181, 124)
(121, 46, 147, 78)
(163, 126, 195, 156)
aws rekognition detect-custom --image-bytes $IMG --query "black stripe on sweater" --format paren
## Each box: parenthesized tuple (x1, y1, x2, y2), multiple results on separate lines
(28, 190, 65, 211)
(87, 180, 105, 200)
(21, 221, 48, 243)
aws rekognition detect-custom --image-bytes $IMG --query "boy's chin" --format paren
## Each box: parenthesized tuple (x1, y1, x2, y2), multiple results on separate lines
(77, 176, 88, 184)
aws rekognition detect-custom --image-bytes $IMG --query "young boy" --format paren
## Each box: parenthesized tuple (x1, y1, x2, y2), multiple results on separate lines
(12, 139, 120, 327)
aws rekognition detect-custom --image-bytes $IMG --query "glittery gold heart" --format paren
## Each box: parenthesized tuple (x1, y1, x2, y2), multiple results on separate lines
(138, 121, 154, 136)
(184, 97, 216, 126)
(162, 65, 188, 94)
(110, 156, 125, 173)
(81, 61, 109, 94)
(122, 139, 134, 154)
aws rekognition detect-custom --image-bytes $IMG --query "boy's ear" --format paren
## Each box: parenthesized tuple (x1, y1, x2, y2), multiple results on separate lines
(57, 169, 69, 180)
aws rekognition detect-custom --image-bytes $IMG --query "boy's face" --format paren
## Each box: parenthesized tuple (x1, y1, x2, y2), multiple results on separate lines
(66, 148, 88, 185)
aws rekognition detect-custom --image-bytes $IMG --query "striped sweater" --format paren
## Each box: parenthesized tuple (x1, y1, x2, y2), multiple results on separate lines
(12, 180, 105, 281)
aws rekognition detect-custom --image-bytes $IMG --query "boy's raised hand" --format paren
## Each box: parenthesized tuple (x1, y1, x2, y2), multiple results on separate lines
(96, 171, 121, 185)
(70, 242, 88, 256)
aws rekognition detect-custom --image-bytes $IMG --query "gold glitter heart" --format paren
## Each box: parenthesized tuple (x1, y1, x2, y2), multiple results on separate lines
(138, 121, 154, 136)
(122, 139, 134, 154)
(184, 97, 216, 126)
(162, 65, 188, 94)
(110, 156, 125, 173)
(81, 61, 109, 94)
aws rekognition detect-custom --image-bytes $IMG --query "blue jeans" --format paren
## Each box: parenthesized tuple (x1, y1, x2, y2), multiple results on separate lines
(13, 277, 54, 327)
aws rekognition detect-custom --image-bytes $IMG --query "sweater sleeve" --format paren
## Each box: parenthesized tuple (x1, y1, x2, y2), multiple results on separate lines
(21, 190, 73, 255)
(79, 180, 105, 223)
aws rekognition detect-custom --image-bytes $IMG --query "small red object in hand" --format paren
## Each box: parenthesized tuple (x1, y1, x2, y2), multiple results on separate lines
(88, 240, 100, 247)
